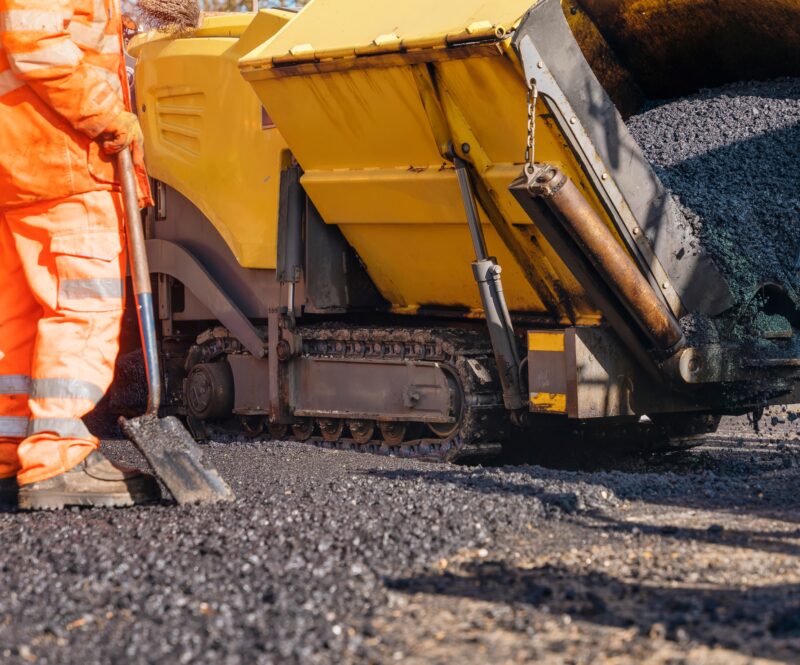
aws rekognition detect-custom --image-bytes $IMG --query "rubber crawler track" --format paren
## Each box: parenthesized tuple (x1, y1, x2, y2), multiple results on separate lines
(191, 325, 511, 463)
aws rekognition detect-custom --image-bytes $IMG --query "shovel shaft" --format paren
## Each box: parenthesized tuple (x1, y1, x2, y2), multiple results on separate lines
(118, 146, 161, 416)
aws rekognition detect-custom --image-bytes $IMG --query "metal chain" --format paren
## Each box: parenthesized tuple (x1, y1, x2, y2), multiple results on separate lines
(524, 78, 538, 175)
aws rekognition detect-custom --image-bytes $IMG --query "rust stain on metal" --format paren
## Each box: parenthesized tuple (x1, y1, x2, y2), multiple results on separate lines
(529, 165, 685, 354)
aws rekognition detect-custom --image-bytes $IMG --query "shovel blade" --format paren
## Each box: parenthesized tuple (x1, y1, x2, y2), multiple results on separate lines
(119, 414, 234, 504)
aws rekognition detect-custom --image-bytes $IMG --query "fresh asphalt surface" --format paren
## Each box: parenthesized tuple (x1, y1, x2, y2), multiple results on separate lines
(1, 411, 800, 664)
(1, 79, 798, 663)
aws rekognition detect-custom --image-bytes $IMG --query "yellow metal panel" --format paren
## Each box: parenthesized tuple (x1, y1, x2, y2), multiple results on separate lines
(240, 0, 535, 67)
(302, 167, 470, 226)
(528, 332, 565, 352)
(128, 10, 292, 55)
(530, 392, 567, 412)
(246, 68, 443, 171)
(236, 2, 608, 319)
(193, 10, 294, 38)
(181, 13, 254, 38)
(436, 54, 617, 231)
(337, 223, 546, 311)
(135, 12, 290, 268)
(244, 44, 607, 316)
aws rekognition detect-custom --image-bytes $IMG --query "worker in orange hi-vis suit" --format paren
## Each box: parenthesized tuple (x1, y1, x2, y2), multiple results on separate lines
(0, 0, 161, 509)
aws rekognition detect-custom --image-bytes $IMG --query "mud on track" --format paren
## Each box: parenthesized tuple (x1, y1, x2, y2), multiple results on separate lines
(0, 410, 799, 664)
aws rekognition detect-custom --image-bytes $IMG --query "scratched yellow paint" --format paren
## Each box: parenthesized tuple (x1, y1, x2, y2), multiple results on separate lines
(528, 332, 565, 353)
(530, 392, 567, 412)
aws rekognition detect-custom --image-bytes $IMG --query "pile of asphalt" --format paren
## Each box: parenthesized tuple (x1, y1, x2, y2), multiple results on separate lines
(2, 411, 800, 663)
(626, 77, 800, 316)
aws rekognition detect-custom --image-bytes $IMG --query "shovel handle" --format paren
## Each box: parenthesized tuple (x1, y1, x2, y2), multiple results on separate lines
(118, 146, 161, 416)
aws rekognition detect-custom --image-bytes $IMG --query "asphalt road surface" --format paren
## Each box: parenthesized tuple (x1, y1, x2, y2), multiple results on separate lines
(1, 409, 800, 664)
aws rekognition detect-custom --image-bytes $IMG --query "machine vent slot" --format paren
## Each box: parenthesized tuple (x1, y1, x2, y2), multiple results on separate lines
(155, 89, 205, 155)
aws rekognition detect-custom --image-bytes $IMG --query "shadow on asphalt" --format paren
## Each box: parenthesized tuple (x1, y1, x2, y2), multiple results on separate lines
(385, 560, 800, 662)
(585, 514, 800, 558)
(366, 434, 800, 532)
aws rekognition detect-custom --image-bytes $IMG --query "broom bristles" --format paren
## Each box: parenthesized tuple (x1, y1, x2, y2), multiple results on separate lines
(137, 0, 201, 35)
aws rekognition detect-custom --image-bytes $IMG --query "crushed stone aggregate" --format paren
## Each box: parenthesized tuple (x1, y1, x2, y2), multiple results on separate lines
(626, 77, 800, 322)
(1, 411, 800, 664)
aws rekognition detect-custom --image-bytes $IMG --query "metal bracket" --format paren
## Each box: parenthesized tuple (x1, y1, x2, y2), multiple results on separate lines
(515, 36, 683, 317)
(145, 239, 266, 358)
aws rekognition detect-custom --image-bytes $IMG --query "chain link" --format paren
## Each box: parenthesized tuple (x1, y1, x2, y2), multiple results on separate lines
(524, 78, 538, 175)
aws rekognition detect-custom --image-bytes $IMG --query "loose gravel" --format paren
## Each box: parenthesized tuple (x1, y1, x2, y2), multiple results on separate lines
(1, 411, 800, 664)
(626, 77, 800, 321)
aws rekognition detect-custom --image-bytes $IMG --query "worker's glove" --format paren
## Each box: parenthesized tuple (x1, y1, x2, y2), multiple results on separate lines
(99, 110, 144, 155)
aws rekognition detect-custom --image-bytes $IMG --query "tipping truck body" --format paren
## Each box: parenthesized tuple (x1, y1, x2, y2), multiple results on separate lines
(127, 0, 800, 459)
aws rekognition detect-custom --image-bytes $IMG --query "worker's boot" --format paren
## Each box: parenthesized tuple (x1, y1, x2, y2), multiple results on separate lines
(17, 450, 161, 510)
(0, 476, 17, 508)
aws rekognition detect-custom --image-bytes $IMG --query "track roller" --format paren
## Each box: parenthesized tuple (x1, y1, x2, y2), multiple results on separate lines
(240, 415, 265, 437)
(318, 418, 344, 442)
(268, 422, 289, 440)
(348, 419, 375, 445)
(292, 418, 314, 441)
(379, 421, 407, 446)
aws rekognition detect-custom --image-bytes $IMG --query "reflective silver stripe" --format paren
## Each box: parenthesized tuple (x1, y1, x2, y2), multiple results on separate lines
(0, 10, 65, 32)
(95, 34, 120, 55)
(87, 63, 122, 94)
(10, 40, 82, 74)
(59, 278, 123, 301)
(31, 378, 104, 405)
(68, 21, 117, 53)
(0, 416, 28, 437)
(0, 375, 31, 395)
(28, 417, 91, 439)
(94, 0, 107, 21)
(0, 69, 24, 97)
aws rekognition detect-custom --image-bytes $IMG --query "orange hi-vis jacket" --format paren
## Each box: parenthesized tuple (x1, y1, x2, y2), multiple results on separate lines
(0, 0, 150, 486)
(0, 0, 148, 208)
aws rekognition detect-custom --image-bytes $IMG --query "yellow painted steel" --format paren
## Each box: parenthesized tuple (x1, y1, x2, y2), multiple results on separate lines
(530, 392, 567, 413)
(130, 11, 292, 269)
(240, 0, 536, 67)
(528, 332, 565, 353)
(239, 0, 610, 320)
(131, 0, 796, 321)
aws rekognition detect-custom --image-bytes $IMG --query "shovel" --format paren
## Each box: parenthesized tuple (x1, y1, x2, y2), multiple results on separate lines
(116, 146, 234, 504)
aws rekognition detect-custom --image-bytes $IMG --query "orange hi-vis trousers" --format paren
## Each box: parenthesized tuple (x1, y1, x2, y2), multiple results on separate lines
(0, 190, 126, 485)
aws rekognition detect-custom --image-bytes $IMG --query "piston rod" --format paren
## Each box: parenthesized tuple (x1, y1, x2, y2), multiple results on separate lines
(528, 164, 686, 356)
(455, 158, 525, 410)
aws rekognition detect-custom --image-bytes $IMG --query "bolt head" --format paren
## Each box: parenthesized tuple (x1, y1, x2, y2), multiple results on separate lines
(276, 340, 292, 361)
